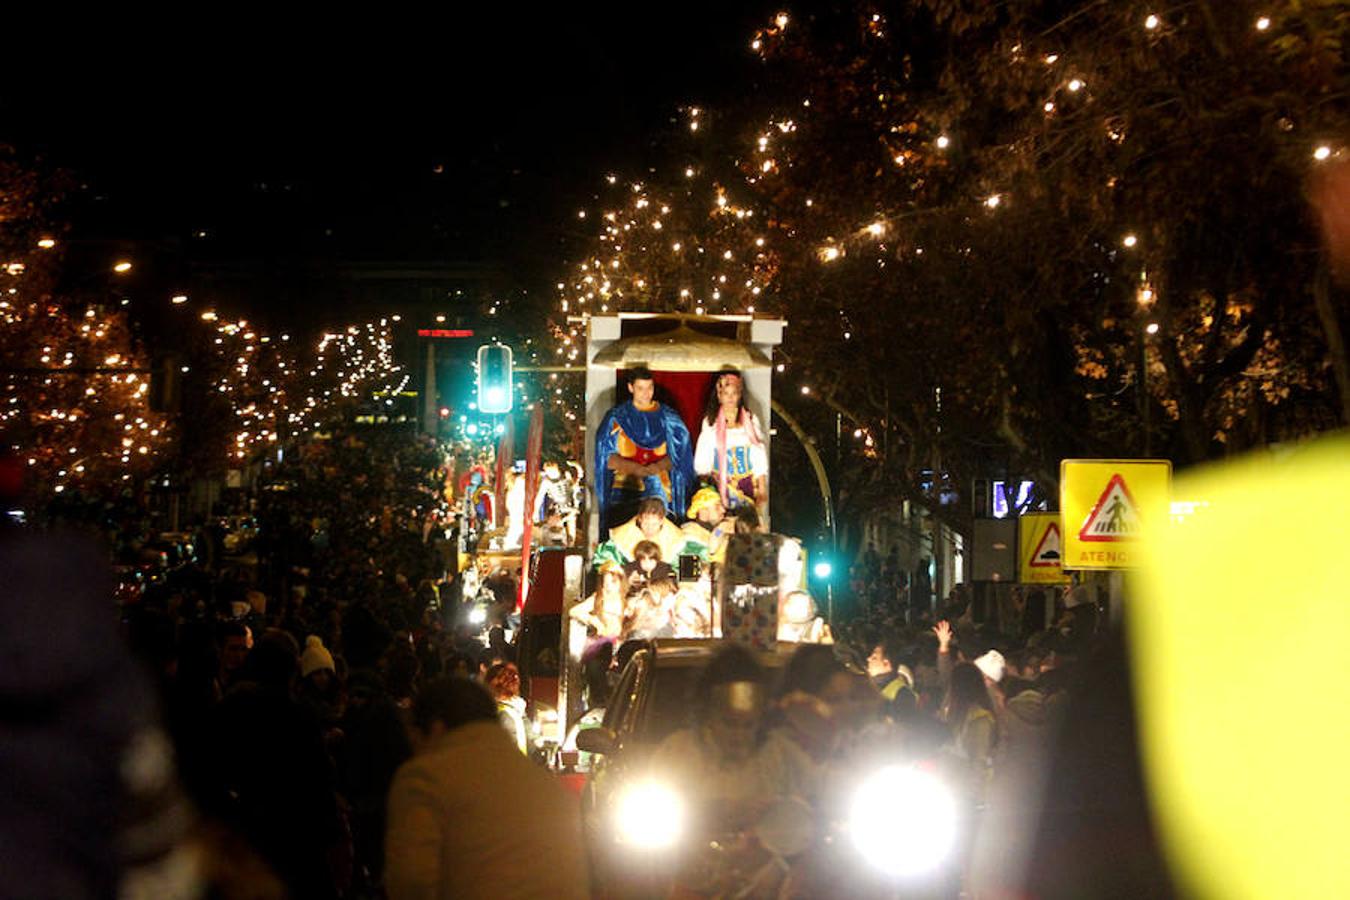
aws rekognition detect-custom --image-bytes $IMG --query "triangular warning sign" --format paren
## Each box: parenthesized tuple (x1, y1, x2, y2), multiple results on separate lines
(1029, 522, 1063, 567)
(1078, 473, 1142, 542)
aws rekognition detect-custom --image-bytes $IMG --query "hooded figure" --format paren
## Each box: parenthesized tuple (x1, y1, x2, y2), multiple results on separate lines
(0, 531, 194, 898)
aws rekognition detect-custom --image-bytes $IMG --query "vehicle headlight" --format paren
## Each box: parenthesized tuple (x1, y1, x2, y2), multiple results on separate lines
(614, 780, 684, 850)
(848, 765, 958, 878)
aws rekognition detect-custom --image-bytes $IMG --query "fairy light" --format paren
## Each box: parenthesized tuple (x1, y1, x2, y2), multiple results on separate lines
(1123, 234, 1139, 248)
(936, 134, 951, 149)
(1145, 14, 1159, 29)
(2, 289, 174, 497)
(1314, 145, 1332, 161)
(1255, 16, 1270, 31)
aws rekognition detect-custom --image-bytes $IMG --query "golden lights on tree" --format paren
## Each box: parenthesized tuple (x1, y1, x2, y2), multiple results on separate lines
(0, 291, 175, 498)
(536, 3, 1350, 484)
(206, 317, 405, 463)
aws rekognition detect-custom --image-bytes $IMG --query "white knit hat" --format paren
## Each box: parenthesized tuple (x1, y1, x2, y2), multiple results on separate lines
(974, 650, 1006, 683)
(299, 635, 335, 678)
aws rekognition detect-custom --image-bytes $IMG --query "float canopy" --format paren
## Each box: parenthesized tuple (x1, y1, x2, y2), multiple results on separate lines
(591, 323, 773, 372)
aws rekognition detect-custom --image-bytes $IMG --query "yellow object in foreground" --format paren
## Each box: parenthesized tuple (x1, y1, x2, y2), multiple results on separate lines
(1130, 434, 1350, 898)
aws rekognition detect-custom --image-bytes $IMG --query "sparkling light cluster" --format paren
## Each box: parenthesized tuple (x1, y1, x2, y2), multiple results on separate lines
(208, 316, 405, 461)
(547, 147, 781, 421)
(0, 287, 174, 497)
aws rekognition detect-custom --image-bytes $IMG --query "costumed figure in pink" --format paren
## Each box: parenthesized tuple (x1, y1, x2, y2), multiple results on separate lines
(694, 370, 768, 518)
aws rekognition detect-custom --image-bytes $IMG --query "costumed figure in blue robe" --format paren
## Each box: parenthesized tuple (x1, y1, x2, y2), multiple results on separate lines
(594, 367, 695, 536)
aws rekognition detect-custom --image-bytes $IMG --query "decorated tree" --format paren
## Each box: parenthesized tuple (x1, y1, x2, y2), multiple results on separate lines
(0, 147, 176, 507)
(727, 1, 1350, 529)
(542, 2, 1350, 542)
(542, 130, 781, 456)
(177, 313, 408, 473)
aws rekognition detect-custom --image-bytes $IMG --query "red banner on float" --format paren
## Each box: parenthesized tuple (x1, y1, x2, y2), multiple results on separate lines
(519, 405, 544, 610)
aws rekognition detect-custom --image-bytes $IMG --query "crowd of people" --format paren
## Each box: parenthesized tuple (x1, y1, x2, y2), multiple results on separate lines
(1, 407, 1125, 898)
(846, 542, 934, 623)
(1, 424, 578, 899)
(615, 577, 1110, 895)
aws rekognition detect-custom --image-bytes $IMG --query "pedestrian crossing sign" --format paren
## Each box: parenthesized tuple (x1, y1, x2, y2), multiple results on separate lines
(1061, 459, 1171, 569)
(1019, 512, 1071, 584)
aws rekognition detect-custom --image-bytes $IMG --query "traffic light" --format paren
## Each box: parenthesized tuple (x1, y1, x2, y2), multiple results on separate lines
(477, 344, 513, 414)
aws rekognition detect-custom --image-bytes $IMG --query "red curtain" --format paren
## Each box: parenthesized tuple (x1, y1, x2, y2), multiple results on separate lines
(655, 371, 714, 437)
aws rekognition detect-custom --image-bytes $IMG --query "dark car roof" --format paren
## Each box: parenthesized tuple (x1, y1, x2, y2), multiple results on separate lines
(640, 638, 794, 667)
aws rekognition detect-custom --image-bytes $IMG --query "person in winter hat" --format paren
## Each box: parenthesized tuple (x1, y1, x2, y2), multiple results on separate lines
(300, 635, 336, 680)
(298, 636, 343, 730)
(974, 649, 1006, 686)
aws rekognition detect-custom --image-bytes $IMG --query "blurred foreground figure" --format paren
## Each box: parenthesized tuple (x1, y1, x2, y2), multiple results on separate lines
(385, 677, 590, 900)
(1127, 434, 1350, 896)
(0, 530, 195, 899)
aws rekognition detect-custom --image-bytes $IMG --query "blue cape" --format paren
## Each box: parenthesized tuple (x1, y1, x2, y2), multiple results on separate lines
(595, 401, 695, 531)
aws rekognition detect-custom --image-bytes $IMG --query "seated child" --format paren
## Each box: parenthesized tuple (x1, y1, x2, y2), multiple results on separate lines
(622, 539, 678, 596)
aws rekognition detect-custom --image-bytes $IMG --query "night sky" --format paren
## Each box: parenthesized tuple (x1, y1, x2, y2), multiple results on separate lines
(1, 5, 763, 327)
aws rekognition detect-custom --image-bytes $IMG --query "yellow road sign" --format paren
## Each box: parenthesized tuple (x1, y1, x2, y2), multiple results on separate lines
(1019, 512, 1071, 584)
(1060, 458, 1171, 569)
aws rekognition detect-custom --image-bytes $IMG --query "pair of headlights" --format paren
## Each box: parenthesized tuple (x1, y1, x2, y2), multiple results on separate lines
(611, 765, 959, 878)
